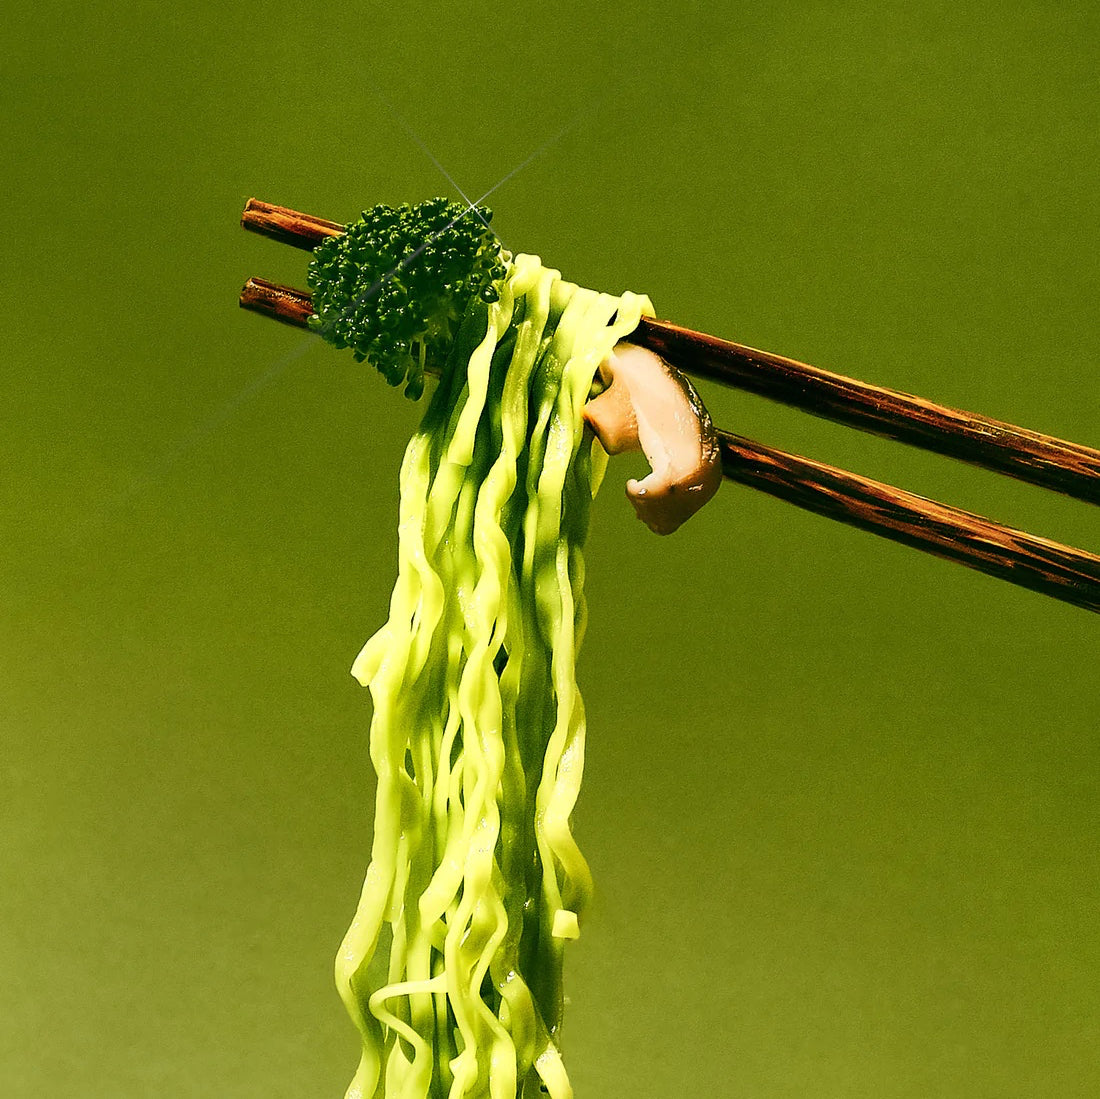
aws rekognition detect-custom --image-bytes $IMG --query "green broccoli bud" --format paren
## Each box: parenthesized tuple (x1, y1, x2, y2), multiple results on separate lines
(306, 198, 506, 398)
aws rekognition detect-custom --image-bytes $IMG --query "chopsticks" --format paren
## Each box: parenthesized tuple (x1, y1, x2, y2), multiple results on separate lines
(238, 199, 1100, 614)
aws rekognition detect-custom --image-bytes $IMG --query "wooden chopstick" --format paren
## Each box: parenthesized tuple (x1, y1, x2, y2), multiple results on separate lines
(240, 199, 344, 251)
(239, 276, 1100, 613)
(238, 202, 1100, 613)
(240, 199, 1100, 505)
(634, 319, 1100, 505)
(718, 432, 1100, 613)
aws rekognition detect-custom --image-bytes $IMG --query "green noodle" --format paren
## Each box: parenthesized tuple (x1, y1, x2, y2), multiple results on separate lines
(338, 252, 652, 1099)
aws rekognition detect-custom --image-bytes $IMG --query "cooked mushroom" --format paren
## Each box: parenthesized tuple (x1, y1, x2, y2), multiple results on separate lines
(582, 342, 722, 534)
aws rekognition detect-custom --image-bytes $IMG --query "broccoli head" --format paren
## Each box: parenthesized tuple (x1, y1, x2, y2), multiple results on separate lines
(306, 197, 507, 399)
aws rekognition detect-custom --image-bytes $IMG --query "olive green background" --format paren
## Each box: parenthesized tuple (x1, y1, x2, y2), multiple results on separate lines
(4, 3, 1098, 1096)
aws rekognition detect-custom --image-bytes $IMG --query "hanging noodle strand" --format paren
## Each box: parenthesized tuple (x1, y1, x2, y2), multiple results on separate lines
(338, 253, 653, 1099)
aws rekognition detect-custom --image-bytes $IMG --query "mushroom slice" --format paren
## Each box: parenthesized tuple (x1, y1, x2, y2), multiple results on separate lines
(582, 342, 722, 535)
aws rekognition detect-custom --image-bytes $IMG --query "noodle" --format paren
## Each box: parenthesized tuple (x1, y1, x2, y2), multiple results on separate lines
(337, 252, 652, 1099)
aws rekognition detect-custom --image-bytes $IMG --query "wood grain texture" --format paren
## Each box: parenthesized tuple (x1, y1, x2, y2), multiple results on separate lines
(238, 277, 315, 327)
(236, 277, 1100, 613)
(238, 199, 1100, 505)
(240, 198, 343, 251)
(637, 319, 1100, 505)
(237, 204, 1100, 613)
(718, 432, 1100, 613)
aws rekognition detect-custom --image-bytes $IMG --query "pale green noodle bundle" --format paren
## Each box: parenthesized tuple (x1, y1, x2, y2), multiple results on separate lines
(338, 253, 652, 1099)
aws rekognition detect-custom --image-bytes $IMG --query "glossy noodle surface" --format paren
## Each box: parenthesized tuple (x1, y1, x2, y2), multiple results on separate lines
(338, 254, 652, 1099)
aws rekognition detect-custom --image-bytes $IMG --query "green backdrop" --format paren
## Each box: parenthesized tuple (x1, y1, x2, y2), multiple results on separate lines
(4, 3, 1098, 1096)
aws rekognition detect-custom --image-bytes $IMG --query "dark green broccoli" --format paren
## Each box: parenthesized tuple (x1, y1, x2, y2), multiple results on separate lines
(306, 197, 507, 399)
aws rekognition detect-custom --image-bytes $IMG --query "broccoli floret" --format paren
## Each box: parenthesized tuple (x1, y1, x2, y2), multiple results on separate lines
(306, 197, 507, 399)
